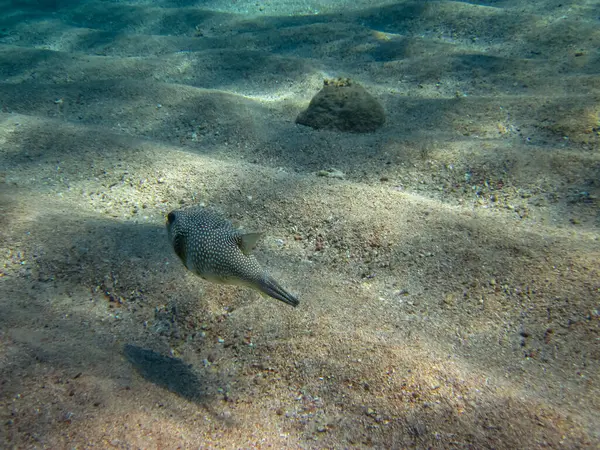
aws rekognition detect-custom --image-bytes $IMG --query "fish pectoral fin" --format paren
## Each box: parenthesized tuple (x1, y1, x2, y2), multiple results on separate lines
(237, 232, 263, 255)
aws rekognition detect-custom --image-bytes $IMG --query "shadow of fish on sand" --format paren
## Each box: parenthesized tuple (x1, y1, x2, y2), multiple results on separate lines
(123, 344, 204, 402)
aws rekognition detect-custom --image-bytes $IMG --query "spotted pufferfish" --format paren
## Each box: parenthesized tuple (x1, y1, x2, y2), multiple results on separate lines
(166, 206, 299, 307)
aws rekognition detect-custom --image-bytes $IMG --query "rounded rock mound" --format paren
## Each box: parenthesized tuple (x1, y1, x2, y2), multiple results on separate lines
(296, 78, 385, 133)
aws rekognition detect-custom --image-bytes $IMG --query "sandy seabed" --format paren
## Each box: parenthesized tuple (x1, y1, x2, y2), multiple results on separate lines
(1, 0, 599, 448)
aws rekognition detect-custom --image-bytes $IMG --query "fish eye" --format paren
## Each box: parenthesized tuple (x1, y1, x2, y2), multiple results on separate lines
(167, 212, 176, 224)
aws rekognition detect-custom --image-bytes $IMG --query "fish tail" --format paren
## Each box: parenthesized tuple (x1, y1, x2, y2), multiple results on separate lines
(258, 274, 299, 307)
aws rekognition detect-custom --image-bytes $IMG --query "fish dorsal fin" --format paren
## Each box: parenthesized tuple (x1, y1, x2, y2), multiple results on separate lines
(236, 232, 263, 255)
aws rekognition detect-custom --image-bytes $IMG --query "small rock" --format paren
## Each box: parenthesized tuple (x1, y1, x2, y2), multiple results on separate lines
(316, 168, 345, 179)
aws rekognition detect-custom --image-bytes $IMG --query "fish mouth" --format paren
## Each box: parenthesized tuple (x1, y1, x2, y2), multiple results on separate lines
(166, 211, 185, 263)
(166, 211, 176, 225)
